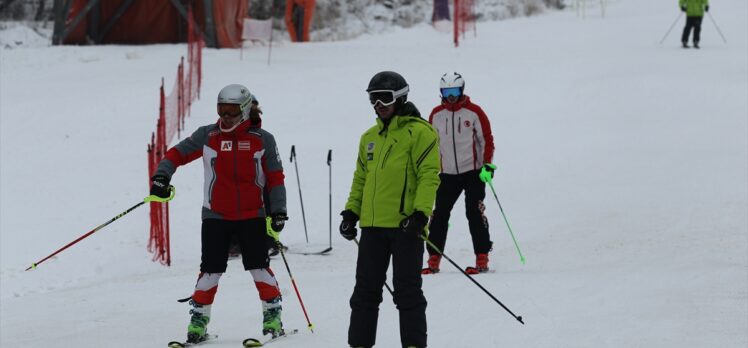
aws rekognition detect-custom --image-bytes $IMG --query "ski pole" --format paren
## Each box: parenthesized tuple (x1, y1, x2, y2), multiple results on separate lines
(659, 11, 684, 44)
(421, 234, 524, 324)
(26, 188, 175, 271)
(327, 150, 333, 252)
(289, 145, 309, 243)
(266, 218, 314, 333)
(352, 237, 394, 296)
(487, 181, 526, 264)
(707, 12, 727, 43)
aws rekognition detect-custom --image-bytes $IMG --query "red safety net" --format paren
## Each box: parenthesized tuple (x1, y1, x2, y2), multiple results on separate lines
(454, 0, 476, 47)
(147, 7, 204, 266)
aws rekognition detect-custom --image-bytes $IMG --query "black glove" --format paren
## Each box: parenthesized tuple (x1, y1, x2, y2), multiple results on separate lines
(705, 5, 709, 12)
(399, 211, 429, 237)
(150, 175, 171, 198)
(270, 212, 288, 232)
(681, 6, 686, 11)
(339, 210, 359, 241)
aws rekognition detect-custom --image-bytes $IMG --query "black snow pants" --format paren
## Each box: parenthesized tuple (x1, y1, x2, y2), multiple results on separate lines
(427, 170, 492, 255)
(681, 16, 703, 44)
(348, 228, 427, 348)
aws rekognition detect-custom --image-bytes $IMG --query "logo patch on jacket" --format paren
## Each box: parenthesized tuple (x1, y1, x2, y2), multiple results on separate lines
(464, 120, 471, 127)
(238, 141, 251, 151)
(221, 141, 233, 151)
(367, 142, 375, 160)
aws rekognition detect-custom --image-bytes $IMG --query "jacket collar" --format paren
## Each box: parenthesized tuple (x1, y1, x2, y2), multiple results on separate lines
(442, 95, 471, 112)
(218, 117, 262, 133)
(375, 101, 422, 133)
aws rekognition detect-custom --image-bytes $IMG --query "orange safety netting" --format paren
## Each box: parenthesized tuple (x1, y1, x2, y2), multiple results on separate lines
(146, 7, 203, 266)
(454, 0, 476, 47)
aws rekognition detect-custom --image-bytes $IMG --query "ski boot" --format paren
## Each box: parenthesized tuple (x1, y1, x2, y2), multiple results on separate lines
(693, 41, 700, 49)
(187, 300, 211, 343)
(682, 41, 690, 49)
(262, 296, 284, 338)
(421, 255, 441, 275)
(465, 253, 489, 274)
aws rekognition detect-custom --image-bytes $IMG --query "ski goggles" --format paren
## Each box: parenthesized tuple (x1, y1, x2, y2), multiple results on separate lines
(368, 86, 409, 107)
(440, 87, 462, 98)
(217, 103, 243, 117)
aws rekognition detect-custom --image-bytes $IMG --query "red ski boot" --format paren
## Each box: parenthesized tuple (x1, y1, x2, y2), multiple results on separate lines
(465, 253, 489, 274)
(421, 255, 441, 275)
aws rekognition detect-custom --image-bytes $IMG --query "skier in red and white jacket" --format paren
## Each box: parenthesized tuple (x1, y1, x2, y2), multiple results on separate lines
(424, 72, 497, 275)
(150, 84, 288, 344)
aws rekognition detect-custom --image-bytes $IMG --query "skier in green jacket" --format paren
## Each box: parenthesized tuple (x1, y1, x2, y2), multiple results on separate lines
(679, 0, 709, 48)
(339, 71, 441, 348)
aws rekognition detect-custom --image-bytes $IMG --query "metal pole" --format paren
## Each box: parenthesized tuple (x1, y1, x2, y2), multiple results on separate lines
(659, 12, 684, 44)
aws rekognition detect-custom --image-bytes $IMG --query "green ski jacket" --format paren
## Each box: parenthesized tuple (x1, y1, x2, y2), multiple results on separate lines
(679, 0, 708, 17)
(345, 102, 441, 228)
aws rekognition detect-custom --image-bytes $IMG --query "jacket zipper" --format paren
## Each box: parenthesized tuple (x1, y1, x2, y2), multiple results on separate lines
(381, 144, 393, 169)
(451, 111, 460, 174)
(232, 134, 240, 217)
(371, 134, 387, 226)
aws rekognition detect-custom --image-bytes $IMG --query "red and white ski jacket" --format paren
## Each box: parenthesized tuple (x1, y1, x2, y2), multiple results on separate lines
(428, 96, 494, 175)
(155, 119, 286, 221)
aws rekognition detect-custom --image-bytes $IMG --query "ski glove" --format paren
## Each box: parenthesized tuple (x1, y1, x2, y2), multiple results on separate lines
(399, 211, 429, 237)
(339, 210, 359, 241)
(270, 212, 288, 232)
(150, 175, 172, 198)
(680, 6, 686, 11)
(479, 163, 497, 183)
(705, 5, 709, 12)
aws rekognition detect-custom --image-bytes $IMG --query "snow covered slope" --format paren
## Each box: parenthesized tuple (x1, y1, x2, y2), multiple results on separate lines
(1, 0, 746, 347)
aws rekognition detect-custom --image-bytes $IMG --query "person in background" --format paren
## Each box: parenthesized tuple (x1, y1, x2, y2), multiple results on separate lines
(423, 72, 496, 275)
(285, 0, 316, 42)
(339, 71, 441, 348)
(680, 0, 709, 49)
(150, 84, 289, 344)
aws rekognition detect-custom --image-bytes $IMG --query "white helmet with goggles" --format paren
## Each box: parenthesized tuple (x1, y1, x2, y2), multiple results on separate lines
(217, 84, 254, 122)
(439, 72, 465, 99)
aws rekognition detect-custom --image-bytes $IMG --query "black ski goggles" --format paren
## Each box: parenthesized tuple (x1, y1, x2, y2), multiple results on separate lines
(368, 86, 409, 107)
(217, 103, 243, 117)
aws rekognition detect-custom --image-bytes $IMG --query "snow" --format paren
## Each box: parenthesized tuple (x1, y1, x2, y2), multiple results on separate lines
(0, 22, 51, 49)
(1, 0, 747, 347)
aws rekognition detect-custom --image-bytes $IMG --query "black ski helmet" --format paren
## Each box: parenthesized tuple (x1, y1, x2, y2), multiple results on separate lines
(366, 71, 409, 103)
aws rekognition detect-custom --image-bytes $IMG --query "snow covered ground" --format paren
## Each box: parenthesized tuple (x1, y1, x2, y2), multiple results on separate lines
(1, 0, 746, 347)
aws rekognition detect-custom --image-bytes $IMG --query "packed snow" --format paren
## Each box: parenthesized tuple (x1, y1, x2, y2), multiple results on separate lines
(1, 0, 746, 347)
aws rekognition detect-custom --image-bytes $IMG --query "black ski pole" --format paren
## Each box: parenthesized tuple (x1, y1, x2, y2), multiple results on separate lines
(659, 11, 684, 44)
(289, 145, 309, 243)
(353, 238, 394, 296)
(707, 12, 727, 43)
(327, 150, 333, 252)
(421, 235, 524, 324)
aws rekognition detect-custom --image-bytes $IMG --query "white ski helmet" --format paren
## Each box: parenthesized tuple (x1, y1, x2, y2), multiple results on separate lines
(439, 72, 465, 94)
(217, 84, 254, 122)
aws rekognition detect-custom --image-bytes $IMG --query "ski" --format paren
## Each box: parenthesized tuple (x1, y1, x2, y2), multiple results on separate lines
(285, 246, 332, 255)
(167, 334, 217, 347)
(242, 329, 299, 347)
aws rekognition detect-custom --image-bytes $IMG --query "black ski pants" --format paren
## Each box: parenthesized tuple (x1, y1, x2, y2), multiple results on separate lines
(348, 228, 427, 348)
(682, 16, 703, 44)
(427, 170, 492, 255)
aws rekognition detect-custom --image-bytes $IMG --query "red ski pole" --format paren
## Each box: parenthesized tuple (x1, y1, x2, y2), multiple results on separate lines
(266, 218, 314, 333)
(26, 189, 174, 271)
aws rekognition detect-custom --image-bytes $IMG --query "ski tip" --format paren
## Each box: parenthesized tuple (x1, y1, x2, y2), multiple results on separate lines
(167, 342, 185, 348)
(242, 338, 262, 347)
